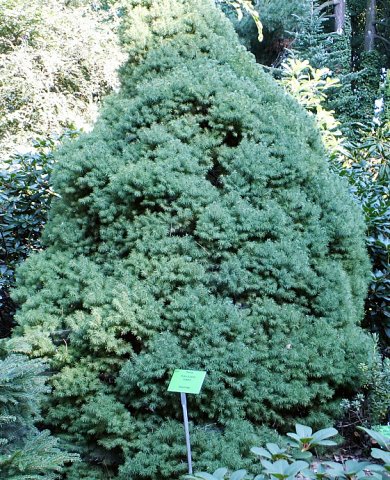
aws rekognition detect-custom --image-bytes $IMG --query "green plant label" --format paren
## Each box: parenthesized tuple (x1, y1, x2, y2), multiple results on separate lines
(168, 369, 206, 394)
(375, 425, 390, 438)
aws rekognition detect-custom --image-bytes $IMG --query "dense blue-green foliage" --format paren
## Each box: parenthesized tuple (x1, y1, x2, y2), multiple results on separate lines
(10, 1, 371, 478)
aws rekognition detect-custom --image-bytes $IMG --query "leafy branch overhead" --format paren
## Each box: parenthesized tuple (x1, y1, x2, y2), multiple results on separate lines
(216, 0, 263, 41)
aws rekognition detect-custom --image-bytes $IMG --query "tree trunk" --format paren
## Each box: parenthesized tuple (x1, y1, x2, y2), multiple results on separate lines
(364, 0, 376, 51)
(335, 0, 346, 34)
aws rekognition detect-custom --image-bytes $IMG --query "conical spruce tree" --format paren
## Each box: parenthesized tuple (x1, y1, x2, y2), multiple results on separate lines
(11, 0, 371, 478)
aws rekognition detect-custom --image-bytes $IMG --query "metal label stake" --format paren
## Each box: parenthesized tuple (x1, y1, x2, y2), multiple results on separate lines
(167, 369, 207, 475)
(180, 392, 193, 474)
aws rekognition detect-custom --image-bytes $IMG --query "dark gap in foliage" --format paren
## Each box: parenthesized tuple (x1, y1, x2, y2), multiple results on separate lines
(273, 405, 311, 428)
(169, 229, 190, 237)
(223, 128, 242, 147)
(187, 99, 211, 117)
(126, 133, 138, 143)
(74, 185, 93, 203)
(99, 372, 116, 385)
(70, 301, 84, 311)
(89, 446, 123, 471)
(118, 247, 132, 259)
(249, 233, 279, 243)
(206, 156, 228, 188)
(334, 383, 358, 399)
(85, 216, 101, 244)
(120, 330, 143, 354)
(231, 295, 251, 310)
(169, 219, 197, 237)
(0, 296, 16, 338)
(50, 328, 72, 346)
(199, 119, 210, 130)
(289, 287, 316, 306)
(327, 242, 346, 256)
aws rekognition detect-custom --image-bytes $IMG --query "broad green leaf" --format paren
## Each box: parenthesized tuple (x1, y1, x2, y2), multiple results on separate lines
(213, 468, 228, 479)
(292, 450, 313, 460)
(358, 427, 390, 450)
(371, 448, 390, 464)
(251, 447, 272, 459)
(311, 427, 338, 443)
(260, 459, 274, 471)
(285, 461, 309, 477)
(268, 460, 289, 474)
(190, 473, 216, 480)
(286, 433, 301, 443)
(364, 464, 386, 472)
(230, 469, 247, 480)
(295, 424, 313, 439)
(266, 443, 284, 455)
(316, 440, 337, 446)
(301, 468, 317, 479)
(357, 475, 382, 480)
(344, 460, 373, 473)
(323, 461, 345, 472)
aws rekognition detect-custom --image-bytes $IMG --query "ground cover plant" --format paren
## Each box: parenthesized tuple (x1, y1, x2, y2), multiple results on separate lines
(9, 0, 372, 478)
(186, 424, 390, 480)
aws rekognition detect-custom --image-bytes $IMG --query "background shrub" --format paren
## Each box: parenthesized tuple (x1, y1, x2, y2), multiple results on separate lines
(0, 135, 79, 338)
(274, 56, 390, 348)
(340, 124, 390, 346)
(0, 0, 124, 160)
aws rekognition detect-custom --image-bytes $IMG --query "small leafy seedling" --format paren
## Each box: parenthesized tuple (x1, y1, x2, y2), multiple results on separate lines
(301, 463, 329, 480)
(260, 459, 309, 480)
(287, 424, 338, 453)
(251, 443, 292, 461)
(323, 460, 384, 480)
(185, 468, 248, 480)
